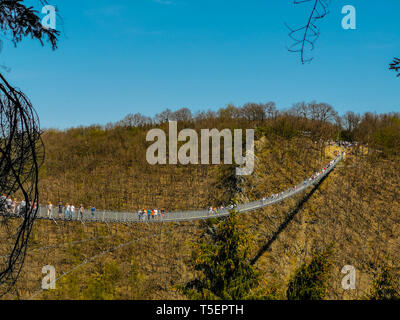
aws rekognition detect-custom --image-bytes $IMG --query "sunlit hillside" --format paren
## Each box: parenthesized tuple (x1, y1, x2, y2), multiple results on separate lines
(2, 105, 400, 300)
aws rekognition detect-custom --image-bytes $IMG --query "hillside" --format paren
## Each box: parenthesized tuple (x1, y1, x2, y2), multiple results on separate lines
(1, 107, 399, 300)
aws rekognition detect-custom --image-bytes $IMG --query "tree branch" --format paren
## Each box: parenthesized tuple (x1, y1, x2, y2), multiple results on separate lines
(286, 0, 330, 64)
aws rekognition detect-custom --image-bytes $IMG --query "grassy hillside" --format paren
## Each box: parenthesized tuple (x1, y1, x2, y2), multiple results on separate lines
(235, 138, 400, 299)
(1, 111, 399, 300)
(39, 124, 222, 212)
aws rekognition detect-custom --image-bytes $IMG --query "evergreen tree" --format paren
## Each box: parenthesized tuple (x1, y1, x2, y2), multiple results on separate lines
(180, 210, 259, 300)
(286, 244, 334, 300)
(367, 266, 400, 300)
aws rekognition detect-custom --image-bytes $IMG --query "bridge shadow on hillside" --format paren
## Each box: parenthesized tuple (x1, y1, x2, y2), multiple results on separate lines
(250, 171, 332, 265)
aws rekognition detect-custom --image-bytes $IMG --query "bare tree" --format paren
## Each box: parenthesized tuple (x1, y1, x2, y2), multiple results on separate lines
(171, 108, 192, 122)
(117, 113, 152, 127)
(241, 103, 267, 121)
(218, 104, 240, 120)
(290, 101, 309, 119)
(0, 0, 59, 296)
(265, 102, 279, 119)
(154, 108, 173, 124)
(342, 111, 361, 132)
(308, 102, 338, 123)
(194, 109, 217, 121)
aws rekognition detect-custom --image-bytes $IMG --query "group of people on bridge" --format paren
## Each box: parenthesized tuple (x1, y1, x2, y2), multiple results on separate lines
(137, 209, 166, 221)
(0, 195, 35, 216)
(208, 204, 237, 215)
(45, 202, 96, 220)
(261, 152, 342, 203)
(3, 151, 343, 222)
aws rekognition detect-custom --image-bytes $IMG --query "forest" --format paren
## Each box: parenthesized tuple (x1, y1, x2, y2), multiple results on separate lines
(39, 101, 400, 210)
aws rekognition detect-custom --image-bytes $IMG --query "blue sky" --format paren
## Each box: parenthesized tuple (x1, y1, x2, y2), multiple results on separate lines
(3, 0, 400, 129)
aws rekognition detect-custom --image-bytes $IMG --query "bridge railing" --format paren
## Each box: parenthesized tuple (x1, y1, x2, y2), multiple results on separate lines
(33, 154, 342, 223)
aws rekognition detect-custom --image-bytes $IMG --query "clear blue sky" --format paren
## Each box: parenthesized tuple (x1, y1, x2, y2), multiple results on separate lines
(3, 0, 400, 129)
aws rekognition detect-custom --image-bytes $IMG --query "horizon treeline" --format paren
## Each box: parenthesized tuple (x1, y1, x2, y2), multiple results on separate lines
(48, 101, 400, 157)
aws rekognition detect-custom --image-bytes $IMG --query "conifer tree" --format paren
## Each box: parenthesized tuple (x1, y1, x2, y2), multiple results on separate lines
(180, 210, 259, 300)
(286, 244, 334, 300)
(367, 265, 400, 300)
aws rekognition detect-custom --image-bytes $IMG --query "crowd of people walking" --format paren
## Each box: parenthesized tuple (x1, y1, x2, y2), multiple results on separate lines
(261, 152, 343, 203)
(2, 151, 344, 222)
(0, 195, 34, 215)
(44, 202, 97, 220)
(137, 208, 167, 221)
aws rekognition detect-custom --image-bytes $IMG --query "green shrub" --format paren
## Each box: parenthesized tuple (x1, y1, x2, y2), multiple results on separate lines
(286, 244, 334, 300)
(180, 210, 259, 300)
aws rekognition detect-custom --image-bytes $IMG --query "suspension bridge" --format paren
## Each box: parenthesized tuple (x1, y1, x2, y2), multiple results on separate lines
(29, 153, 344, 224)
(1, 153, 344, 299)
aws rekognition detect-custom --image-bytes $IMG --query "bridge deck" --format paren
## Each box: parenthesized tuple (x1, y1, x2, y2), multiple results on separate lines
(6, 155, 343, 224)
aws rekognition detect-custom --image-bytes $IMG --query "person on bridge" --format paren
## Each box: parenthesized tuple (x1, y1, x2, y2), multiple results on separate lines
(15, 199, 21, 214)
(47, 202, 53, 218)
(11, 199, 17, 214)
(58, 202, 63, 216)
(19, 199, 26, 216)
(91, 206, 96, 217)
(0, 194, 5, 209)
(6, 197, 12, 211)
(71, 204, 75, 219)
(78, 204, 84, 220)
(147, 209, 151, 220)
(65, 204, 71, 220)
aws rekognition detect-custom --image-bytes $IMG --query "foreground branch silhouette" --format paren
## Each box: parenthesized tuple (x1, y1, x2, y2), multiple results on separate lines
(0, 73, 44, 295)
(286, 0, 330, 64)
(0, 0, 58, 296)
(389, 57, 400, 77)
(287, 1, 398, 79)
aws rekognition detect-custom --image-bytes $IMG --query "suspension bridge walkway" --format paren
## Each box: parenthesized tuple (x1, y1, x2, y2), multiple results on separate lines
(2, 153, 345, 299)
(30, 154, 343, 224)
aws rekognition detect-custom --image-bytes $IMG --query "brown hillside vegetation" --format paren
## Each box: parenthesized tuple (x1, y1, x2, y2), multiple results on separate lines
(39, 125, 218, 211)
(1, 103, 399, 300)
(237, 142, 400, 299)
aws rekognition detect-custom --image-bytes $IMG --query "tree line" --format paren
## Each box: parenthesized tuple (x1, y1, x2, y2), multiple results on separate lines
(103, 101, 399, 158)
